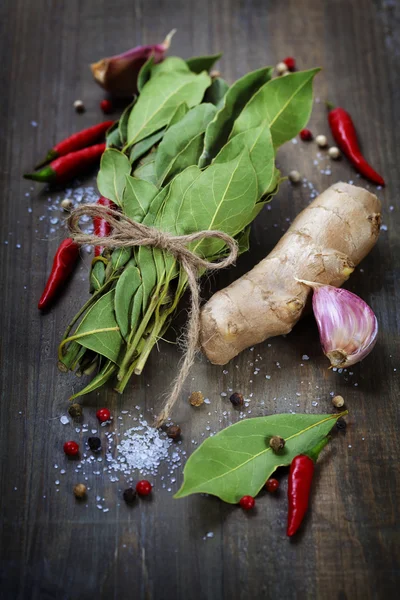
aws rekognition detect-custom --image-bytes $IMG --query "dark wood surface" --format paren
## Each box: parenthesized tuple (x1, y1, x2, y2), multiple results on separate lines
(1, 0, 399, 598)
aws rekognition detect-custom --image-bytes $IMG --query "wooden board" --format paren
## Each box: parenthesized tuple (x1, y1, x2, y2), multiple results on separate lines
(1, 0, 399, 597)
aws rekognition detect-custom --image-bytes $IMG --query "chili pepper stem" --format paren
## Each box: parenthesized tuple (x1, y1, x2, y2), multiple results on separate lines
(34, 149, 58, 170)
(325, 101, 335, 111)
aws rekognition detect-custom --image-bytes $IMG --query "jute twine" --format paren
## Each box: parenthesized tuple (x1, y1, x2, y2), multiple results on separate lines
(68, 204, 238, 427)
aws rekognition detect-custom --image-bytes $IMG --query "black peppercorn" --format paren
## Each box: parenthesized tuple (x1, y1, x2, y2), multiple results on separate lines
(68, 403, 83, 419)
(123, 487, 137, 504)
(166, 425, 181, 440)
(336, 418, 347, 431)
(269, 436, 285, 452)
(230, 392, 244, 408)
(88, 436, 101, 452)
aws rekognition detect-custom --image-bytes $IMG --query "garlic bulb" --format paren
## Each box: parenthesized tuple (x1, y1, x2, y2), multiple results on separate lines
(300, 281, 378, 368)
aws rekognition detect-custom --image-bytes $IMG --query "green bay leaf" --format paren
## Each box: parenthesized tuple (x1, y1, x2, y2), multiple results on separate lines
(118, 99, 136, 145)
(150, 56, 191, 78)
(127, 69, 211, 145)
(129, 128, 165, 165)
(199, 66, 273, 167)
(155, 103, 217, 185)
(97, 149, 131, 206)
(115, 261, 141, 340)
(122, 175, 158, 222)
(175, 412, 345, 503)
(74, 290, 123, 364)
(186, 53, 222, 74)
(137, 55, 155, 92)
(133, 152, 158, 185)
(204, 77, 229, 108)
(232, 68, 320, 148)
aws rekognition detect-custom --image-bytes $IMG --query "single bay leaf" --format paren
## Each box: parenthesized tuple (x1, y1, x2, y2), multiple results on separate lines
(122, 175, 158, 222)
(115, 260, 142, 340)
(97, 149, 131, 206)
(168, 102, 190, 126)
(186, 53, 222, 74)
(130, 285, 144, 333)
(90, 260, 106, 292)
(118, 99, 136, 145)
(232, 68, 320, 148)
(129, 129, 166, 164)
(106, 122, 122, 149)
(155, 103, 217, 185)
(136, 246, 157, 311)
(150, 56, 191, 78)
(213, 123, 274, 196)
(74, 290, 123, 364)
(175, 412, 346, 503)
(204, 77, 229, 108)
(69, 359, 116, 399)
(198, 66, 273, 167)
(137, 55, 155, 93)
(127, 69, 211, 145)
(133, 152, 158, 185)
(111, 247, 132, 270)
(236, 225, 251, 255)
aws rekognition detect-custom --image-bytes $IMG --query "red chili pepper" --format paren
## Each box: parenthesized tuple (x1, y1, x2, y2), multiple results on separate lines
(287, 454, 314, 536)
(38, 238, 80, 310)
(327, 103, 385, 186)
(93, 197, 116, 257)
(24, 143, 106, 184)
(35, 121, 113, 168)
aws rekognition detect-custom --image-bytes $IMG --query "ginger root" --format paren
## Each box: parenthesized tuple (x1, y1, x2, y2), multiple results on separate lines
(200, 182, 381, 365)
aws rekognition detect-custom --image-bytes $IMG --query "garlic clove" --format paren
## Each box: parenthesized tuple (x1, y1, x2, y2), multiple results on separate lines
(299, 281, 378, 368)
(90, 30, 175, 97)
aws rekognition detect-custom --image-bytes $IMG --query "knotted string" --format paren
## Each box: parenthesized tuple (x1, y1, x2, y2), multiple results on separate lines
(68, 204, 238, 426)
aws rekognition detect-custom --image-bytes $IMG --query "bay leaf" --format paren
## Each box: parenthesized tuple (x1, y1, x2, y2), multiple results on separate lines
(150, 56, 191, 78)
(90, 260, 106, 292)
(213, 123, 274, 196)
(186, 53, 222, 74)
(155, 103, 217, 185)
(74, 290, 123, 364)
(133, 152, 158, 185)
(97, 149, 131, 206)
(69, 359, 116, 399)
(167, 101, 190, 126)
(106, 122, 122, 149)
(204, 77, 229, 108)
(127, 69, 211, 145)
(175, 412, 345, 503)
(136, 245, 157, 311)
(130, 285, 144, 334)
(115, 260, 142, 340)
(231, 68, 320, 148)
(198, 66, 273, 167)
(118, 99, 136, 145)
(122, 175, 158, 222)
(129, 129, 165, 164)
(236, 225, 251, 255)
(111, 247, 132, 270)
(137, 55, 155, 93)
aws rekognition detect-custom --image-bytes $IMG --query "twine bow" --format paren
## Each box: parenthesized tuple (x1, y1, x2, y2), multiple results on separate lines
(68, 204, 238, 426)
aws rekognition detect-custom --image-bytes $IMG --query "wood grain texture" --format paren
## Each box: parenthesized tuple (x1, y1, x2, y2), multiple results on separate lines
(0, 0, 399, 598)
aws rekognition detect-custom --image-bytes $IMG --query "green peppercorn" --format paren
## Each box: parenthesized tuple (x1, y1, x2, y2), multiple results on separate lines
(68, 403, 83, 419)
(269, 436, 285, 453)
(88, 436, 101, 452)
(123, 488, 137, 504)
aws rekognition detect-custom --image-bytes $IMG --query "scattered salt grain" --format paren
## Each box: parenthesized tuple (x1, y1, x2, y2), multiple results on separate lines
(60, 415, 69, 425)
(302, 355, 310, 361)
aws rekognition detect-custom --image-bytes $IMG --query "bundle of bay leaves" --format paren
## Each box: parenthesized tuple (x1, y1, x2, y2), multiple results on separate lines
(58, 53, 319, 398)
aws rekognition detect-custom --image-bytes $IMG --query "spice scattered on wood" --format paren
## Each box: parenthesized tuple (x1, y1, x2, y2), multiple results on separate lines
(61, 198, 74, 211)
(336, 417, 347, 430)
(136, 480, 152, 496)
(239, 495, 255, 510)
(265, 478, 279, 493)
(64, 441, 79, 456)
(229, 392, 244, 408)
(289, 170, 301, 183)
(73, 483, 87, 498)
(166, 425, 181, 439)
(73, 100, 85, 113)
(269, 436, 285, 453)
(328, 146, 341, 159)
(68, 403, 83, 419)
(189, 391, 204, 407)
(276, 62, 288, 76)
(100, 99, 113, 114)
(88, 436, 102, 452)
(96, 408, 111, 423)
(123, 487, 137, 503)
(300, 128, 313, 141)
(332, 395, 345, 408)
(316, 134, 328, 147)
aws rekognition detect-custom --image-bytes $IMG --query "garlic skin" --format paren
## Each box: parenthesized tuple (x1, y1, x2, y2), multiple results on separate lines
(309, 283, 378, 368)
(90, 30, 175, 97)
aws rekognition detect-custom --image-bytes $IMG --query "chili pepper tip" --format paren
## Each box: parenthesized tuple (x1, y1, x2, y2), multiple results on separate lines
(34, 149, 59, 170)
(24, 166, 56, 183)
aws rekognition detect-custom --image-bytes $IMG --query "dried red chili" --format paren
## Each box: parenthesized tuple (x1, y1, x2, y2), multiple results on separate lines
(38, 238, 80, 310)
(35, 121, 113, 167)
(93, 197, 116, 256)
(327, 103, 385, 186)
(24, 143, 106, 184)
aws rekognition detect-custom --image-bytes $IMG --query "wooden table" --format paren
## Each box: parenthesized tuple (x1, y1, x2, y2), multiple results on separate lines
(1, 0, 399, 597)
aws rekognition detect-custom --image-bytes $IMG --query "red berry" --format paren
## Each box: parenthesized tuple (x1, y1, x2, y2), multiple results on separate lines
(300, 128, 313, 141)
(63, 441, 79, 456)
(100, 99, 113, 114)
(136, 480, 152, 496)
(265, 478, 279, 493)
(96, 408, 111, 423)
(283, 57, 296, 71)
(239, 495, 255, 510)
